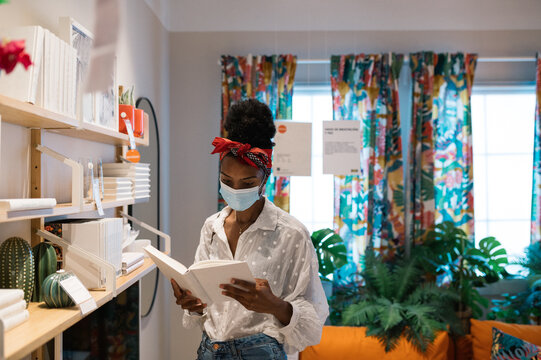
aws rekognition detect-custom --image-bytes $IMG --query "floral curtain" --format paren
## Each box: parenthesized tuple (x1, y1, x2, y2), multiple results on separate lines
(330, 53, 405, 266)
(220, 54, 297, 212)
(531, 53, 541, 243)
(409, 52, 477, 244)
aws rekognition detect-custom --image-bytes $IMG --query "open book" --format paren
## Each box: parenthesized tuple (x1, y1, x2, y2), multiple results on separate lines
(143, 245, 255, 305)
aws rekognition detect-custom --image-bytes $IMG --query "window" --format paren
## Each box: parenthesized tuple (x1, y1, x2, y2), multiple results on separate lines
(289, 84, 537, 265)
(471, 87, 536, 262)
(289, 86, 334, 234)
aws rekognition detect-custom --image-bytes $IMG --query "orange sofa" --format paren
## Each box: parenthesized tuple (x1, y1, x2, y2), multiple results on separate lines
(300, 321, 541, 360)
(299, 326, 454, 360)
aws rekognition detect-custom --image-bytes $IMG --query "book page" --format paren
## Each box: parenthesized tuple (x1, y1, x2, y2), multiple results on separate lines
(189, 259, 244, 269)
(143, 246, 196, 298)
(189, 262, 254, 304)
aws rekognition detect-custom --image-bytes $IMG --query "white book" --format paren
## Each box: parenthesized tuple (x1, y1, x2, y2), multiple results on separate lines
(0, 290, 24, 309)
(42, 29, 52, 110)
(122, 252, 144, 268)
(0, 198, 56, 211)
(1, 310, 29, 332)
(144, 245, 255, 305)
(122, 259, 144, 275)
(59, 39, 65, 115)
(0, 300, 26, 319)
(0, 26, 44, 103)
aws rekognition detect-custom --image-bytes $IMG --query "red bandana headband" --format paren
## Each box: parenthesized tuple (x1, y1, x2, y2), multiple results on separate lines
(211, 137, 273, 175)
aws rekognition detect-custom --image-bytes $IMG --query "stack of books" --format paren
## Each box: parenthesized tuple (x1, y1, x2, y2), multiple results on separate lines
(62, 218, 123, 288)
(103, 163, 150, 200)
(0, 289, 29, 332)
(121, 252, 145, 275)
(0, 26, 77, 118)
(102, 177, 133, 201)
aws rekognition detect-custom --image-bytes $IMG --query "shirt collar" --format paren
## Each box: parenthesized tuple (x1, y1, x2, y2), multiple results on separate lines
(212, 196, 278, 235)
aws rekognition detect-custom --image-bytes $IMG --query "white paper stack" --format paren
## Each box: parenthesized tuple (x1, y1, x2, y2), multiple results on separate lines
(0, 289, 29, 332)
(121, 252, 145, 275)
(102, 177, 133, 201)
(103, 163, 150, 200)
(62, 218, 123, 288)
(0, 26, 77, 117)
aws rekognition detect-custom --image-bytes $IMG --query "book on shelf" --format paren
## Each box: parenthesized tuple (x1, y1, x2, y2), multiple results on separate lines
(0, 290, 28, 332)
(60, 218, 123, 289)
(144, 245, 255, 305)
(0, 198, 57, 212)
(0, 25, 77, 117)
(0, 26, 44, 104)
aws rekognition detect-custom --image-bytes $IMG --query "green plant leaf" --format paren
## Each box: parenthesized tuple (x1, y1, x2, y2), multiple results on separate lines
(379, 302, 403, 330)
(311, 228, 348, 278)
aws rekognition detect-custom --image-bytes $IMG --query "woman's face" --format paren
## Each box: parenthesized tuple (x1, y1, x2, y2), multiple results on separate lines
(220, 155, 266, 190)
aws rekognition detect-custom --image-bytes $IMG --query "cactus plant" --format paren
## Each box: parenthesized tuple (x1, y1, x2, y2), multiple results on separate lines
(0, 237, 34, 305)
(42, 270, 75, 308)
(32, 242, 57, 302)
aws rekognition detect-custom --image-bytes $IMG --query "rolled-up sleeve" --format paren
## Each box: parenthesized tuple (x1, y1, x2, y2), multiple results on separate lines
(274, 230, 329, 353)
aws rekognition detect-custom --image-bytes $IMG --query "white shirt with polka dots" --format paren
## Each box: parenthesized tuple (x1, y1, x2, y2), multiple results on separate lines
(182, 197, 329, 354)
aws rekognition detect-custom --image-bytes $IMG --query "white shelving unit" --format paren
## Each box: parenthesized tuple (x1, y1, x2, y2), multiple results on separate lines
(0, 94, 161, 360)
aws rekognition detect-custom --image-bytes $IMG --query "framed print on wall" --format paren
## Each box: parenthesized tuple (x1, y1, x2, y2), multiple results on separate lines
(59, 17, 95, 126)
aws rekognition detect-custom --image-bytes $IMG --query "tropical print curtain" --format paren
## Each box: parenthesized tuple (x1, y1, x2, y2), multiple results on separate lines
(531, 53, 541, 243)
(409, 52, 478, 244)
(330, 53, 405, 267)
(220, 54, 297, 212)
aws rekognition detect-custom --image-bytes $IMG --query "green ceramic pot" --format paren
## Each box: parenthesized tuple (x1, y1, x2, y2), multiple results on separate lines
(42, 270, 75, 308)
(0, 237, 34, 305)
(32, 242, 57, 302)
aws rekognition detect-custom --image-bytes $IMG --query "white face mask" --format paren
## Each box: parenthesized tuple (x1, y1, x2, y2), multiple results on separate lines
(219, 181, 262, 211)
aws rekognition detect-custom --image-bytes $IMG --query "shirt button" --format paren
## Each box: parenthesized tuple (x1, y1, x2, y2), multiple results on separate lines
(213, 344, 220, 350)
(263, 271, 267, 275)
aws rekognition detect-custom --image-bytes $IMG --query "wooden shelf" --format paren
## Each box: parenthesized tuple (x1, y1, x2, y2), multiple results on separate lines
(0, 94, 149, 146)
(0, 197, 150, 223)
(4, 258, 156, 360)
(0, 94, 77, 129)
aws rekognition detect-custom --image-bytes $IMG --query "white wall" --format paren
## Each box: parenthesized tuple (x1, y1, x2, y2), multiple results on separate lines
(168, 28, 541, 358)
(0, 1, 170, 359)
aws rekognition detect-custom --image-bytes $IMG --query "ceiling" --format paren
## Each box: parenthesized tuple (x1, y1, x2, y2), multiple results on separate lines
(144, 0, 541, 33)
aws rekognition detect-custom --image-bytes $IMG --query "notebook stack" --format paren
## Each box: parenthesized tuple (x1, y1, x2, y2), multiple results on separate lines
(102, 177, 133, 201)
(122, 252, 145, 275)
(103, 163, 150, 201)
(0, 289, 29, 332)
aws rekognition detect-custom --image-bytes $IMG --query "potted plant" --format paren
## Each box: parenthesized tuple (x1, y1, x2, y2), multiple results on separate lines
(342, 247, 461, 353)
(488, 241, 541, 324)
(118, 85, 143, 137)
(311, 228, 347, 298)
(414, 221, 508, 331)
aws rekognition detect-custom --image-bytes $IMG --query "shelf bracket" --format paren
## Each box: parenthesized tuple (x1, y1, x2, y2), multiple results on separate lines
(120, 211, 171, 255)
(35, 145, 84, 210)
(36, 229, 117, 296)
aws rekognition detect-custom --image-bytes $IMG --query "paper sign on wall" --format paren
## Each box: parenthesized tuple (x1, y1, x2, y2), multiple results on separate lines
(272, 121, 312, 176)
(322, 121, 361, 175)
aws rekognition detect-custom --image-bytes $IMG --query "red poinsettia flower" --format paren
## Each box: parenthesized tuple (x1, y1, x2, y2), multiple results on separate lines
(0, 39, 32, 74)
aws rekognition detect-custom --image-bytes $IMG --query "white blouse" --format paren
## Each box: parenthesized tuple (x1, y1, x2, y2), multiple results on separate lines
(182, 197, 329, 354)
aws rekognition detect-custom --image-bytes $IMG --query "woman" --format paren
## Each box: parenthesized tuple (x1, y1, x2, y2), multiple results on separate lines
(171, 99, 328, 359)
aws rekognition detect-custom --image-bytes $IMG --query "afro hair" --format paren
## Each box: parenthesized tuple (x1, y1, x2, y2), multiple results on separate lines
(224, 99, 276, 149)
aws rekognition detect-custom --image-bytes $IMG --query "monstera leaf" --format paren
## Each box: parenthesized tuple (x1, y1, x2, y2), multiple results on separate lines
(311, 228, 347, 279)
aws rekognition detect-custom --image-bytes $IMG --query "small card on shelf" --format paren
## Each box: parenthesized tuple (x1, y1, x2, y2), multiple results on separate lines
(60, 276, 97, 315)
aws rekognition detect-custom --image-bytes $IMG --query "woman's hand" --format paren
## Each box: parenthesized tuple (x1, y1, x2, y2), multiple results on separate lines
(171, 279, 207, 315)
(220, 278, 293, 325)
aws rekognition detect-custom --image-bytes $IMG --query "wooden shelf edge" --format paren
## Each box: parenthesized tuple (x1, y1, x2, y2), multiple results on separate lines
(0, 94, 78, 129)
(0, 94, 148, 146)
(4, 258, 155, 360)
(0, 198, 146, 223)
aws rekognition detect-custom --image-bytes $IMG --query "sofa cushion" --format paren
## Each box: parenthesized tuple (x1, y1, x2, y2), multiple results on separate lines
(471, 319, 541, 360)
(299, 326, 451, 360)
(490, 327, 541, 359)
